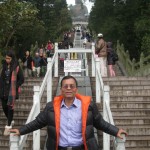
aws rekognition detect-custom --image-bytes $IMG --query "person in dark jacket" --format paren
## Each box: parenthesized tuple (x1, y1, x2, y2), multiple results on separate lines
(107, 42, 116, 77)
(10, 76, 127, 150)
(40, 52, 47, 76)
(22, 51, 33, 77)
(32, 52, 41, 77)
(0, 50, 24, 136)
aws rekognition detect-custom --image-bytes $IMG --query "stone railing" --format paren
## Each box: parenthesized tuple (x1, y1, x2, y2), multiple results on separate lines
(103, 85, 126, 150)
(117, 40, 150, 76)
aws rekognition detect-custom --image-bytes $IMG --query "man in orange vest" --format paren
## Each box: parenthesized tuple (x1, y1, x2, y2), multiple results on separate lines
(10, 76, 127, 150)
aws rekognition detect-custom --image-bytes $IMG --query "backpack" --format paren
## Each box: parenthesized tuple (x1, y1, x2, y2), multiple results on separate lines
(112, 51, 119, 61)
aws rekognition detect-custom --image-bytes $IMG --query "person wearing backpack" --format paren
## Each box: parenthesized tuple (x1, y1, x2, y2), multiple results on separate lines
(22, 51, 33, 77)
(95, 33, 107, 77)
(107, 42, 118, 77)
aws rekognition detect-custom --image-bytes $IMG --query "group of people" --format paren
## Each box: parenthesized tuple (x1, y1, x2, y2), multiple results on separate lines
(0, 35, 126, 150)
(22, 50, 47, 78)
(95, 33, 118, 77)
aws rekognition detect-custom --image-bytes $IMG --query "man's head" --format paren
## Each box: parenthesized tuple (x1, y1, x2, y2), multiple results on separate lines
(25, 51, 30, 56)
(97, 33, 103, 38)
(60, 76, 78, 99)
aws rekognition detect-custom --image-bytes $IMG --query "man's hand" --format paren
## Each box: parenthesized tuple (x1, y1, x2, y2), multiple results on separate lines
(117, 129, 128, 139)
(9, 129, 20, 136)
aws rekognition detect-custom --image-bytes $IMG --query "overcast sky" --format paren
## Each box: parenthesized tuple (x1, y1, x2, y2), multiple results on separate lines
(66, 0, 93, 13)
(66, 0, 75, 5)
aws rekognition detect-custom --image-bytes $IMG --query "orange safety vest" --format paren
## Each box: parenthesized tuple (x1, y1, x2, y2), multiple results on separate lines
(53, 93, 91, 150)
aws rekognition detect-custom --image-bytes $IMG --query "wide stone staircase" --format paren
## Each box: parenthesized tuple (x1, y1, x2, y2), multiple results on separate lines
(90, 76, 150, 150)
(0, 77, 59, 150)
(1, 38, 149, 150)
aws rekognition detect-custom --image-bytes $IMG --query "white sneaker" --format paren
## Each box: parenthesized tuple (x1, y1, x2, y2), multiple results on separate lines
(11, 120, 15, 126)
(4, 125, 12, 136)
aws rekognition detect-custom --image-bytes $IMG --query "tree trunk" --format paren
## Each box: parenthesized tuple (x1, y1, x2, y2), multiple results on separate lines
(5, 29, 15, 48)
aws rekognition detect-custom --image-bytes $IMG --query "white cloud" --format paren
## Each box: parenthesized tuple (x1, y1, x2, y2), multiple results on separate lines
(66, 0, 75, 5)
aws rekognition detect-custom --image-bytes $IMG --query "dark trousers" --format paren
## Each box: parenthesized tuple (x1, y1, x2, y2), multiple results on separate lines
(1, 98, 14, 126)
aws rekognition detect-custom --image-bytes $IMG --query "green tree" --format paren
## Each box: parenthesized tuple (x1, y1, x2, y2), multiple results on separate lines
(89, 0, 150, 59)
(22, 0, 72, 41)
(0, 0, 38, 48)
(0, 0, 47, 58)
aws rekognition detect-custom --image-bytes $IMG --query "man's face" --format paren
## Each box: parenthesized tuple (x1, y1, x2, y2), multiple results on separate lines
(60, 78, 78, 99)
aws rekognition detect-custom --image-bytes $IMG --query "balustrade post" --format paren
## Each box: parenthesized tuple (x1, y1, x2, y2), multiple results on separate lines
(47, 58, 52, 102)
(54, 43, 58, 77)
(131, 58, 136, 75)
(92, 42, 95, 77)
(103, 85, 110, 150)
(125, 50, 129, 71)
(71, 53, 73, 59)
(86, 65, 89, 76)
(10, 133, 20, 150)
(95, 57, 101, 103)
(33, 86, 40, 150)
(140, 52, 144, 70)
(84, 53, 87, 69)
(116, 134, 126, 150)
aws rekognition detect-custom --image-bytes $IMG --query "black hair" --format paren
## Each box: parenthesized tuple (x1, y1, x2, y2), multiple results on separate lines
(60, 75, 78, 87)
(5, 50, 18, 71)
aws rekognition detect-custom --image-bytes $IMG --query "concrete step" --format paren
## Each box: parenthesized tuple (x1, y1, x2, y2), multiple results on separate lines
(109, 85, 150, 90)
(91, 77, 150, 86)
(116, 125, 150, 135)
(124, 135, 150, 148)
(109, 89, 150, 96)
(113, 116, 150, 125)
(0, 110, 29, 117)
(103, 77, 150, 81)
(91, 88, 150, 97)
(0, 128, 47, 149)
(110, 101, 150, 109)
(111, 96, 150, 102)
(111, 108, 150, 117)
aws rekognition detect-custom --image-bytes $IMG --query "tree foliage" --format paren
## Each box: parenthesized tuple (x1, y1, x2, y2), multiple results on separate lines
(89, 0, 150, 60)
(0, 0, 72, 57)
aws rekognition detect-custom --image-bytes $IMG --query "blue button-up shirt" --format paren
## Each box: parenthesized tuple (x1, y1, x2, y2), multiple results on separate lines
(59, 97, 83, 147)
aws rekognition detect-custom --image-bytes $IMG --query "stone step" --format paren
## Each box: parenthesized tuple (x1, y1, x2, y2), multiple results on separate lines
(116, 125, 150, 135)
(110, 102, 150, 109)
(91, 78, 150, 86)
(0, 116, 27, 127)
(111, 108, 150, 117)
(109, 89, 150, 96)
(104, 80, 150, 86)
(124, 137, 150, 148)
(109, 135, 150, 149)
(0, 129, 46, 149)
(103, 77, 150, 81)
(109, 85, 150, 90)
(91, 89, 150, 97)
(0, 110, 29, 117)
(113, 116, 150, 125)
(110, 96, 150, 102)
